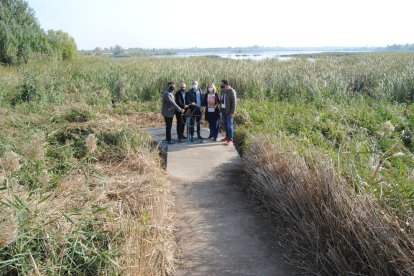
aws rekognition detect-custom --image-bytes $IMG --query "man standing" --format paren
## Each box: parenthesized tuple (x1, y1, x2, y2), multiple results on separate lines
(220, 79, 237, 146)
(187, 80, 205, 140)
(161, 81, 184, 144)
(175, 82, 188, 142)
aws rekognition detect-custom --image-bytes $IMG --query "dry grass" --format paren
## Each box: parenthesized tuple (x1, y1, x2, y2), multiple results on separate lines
(0, 114, 177, 275)
(50, 151, 176, 275)
(242, 134, 414, 275)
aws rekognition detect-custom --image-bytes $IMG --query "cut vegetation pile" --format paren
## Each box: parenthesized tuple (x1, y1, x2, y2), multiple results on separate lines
(0, 108, 175, 275)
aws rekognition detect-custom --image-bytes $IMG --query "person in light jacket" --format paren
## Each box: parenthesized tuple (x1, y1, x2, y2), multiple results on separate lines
(161, 81, 184, 144)
(219, 79, 237, 146)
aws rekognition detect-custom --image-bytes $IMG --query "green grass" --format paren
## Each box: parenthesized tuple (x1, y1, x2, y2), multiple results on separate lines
(236, 97, 414, 217)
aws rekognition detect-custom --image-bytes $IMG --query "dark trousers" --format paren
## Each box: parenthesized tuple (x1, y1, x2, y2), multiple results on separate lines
(164, 116, 173, 141)
(208, 117, 219, 139)
(189, 109, 202, 137)
(176, 112, 185, 138)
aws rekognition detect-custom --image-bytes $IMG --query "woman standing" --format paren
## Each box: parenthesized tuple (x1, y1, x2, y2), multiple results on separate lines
(204, 83, 220, 141)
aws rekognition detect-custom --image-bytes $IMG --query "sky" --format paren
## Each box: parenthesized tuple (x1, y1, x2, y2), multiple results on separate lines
(27, 0, 413, 50)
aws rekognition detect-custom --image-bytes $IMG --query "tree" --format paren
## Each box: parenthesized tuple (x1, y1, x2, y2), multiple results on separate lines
(0, 0, 49, 64)
(112, 45, 124, 56)
(0, 0, 77, 64)
(46, 30, 77, 61)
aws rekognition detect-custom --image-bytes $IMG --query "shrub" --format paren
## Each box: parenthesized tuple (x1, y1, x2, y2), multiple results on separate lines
(46, 30, 77, 61)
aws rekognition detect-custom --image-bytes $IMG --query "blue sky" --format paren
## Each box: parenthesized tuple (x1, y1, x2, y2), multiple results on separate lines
(27, 0, 413, 50)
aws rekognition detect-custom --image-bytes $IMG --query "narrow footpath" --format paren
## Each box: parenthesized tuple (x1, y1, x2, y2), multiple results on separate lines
(146, 127, 297, 276)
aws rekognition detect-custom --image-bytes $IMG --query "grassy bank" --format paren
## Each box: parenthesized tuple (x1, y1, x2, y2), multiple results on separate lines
(235, 97, 414, 274)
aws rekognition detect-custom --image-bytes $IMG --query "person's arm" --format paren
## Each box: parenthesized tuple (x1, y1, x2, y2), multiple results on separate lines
(164, 92, 182, 112)
(203, 94, 208, 108)
(183, 93, 189, 109)
(201, 91, 206, 107)
(229, 90, 236, 116)
(175, 92, 181, 108)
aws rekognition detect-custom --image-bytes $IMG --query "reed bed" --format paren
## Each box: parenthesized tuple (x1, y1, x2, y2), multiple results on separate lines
(242, 135, 414, 275)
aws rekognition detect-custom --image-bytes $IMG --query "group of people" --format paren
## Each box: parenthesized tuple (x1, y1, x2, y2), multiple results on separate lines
(161, 79, 237, 146)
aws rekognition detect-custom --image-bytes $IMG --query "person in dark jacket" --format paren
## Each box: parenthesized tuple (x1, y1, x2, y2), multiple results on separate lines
(161, 81, 184, 144)
(187, 80, 205, 140)
(175, 82, 189, 141)
(204, 83, 220, 141)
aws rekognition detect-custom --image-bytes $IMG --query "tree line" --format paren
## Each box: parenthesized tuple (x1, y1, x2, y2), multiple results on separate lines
(384, 43, 414, 51)
(0, 0, 77, 64)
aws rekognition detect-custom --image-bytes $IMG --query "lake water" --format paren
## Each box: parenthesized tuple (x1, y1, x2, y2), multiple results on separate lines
(112, 50, 372, 61)
(174, 50, 324, 60)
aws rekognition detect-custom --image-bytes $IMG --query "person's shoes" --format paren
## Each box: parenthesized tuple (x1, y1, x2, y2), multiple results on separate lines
(213, 138, 218, 142)
(167, 140, 176, 145)
(220, 137, 228, 142)
(225, 140, 233, 146)
(207, 135, 213, 139)
(181, 135, 187, 139)
(197, 135, 204, 139)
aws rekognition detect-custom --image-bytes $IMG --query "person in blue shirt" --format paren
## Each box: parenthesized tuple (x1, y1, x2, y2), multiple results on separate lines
(187, 80, 205, 140)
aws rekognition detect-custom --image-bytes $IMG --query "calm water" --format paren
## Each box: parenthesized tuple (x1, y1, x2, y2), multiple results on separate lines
(113, 50, 372, 61)
(175, 50, 324, 60)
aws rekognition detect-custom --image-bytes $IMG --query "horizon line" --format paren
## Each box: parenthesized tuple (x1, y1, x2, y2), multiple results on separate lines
(79, 44, 414, 51)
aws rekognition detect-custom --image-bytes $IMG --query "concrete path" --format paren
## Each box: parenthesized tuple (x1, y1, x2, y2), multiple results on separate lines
(146, 127, 297, 276)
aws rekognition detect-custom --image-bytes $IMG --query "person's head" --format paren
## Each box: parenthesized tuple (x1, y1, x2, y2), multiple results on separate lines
(167, 81, 175, 92)
(220, 79, 229, 90)
(191, 80, 199, 90)
(179, 82, 186, 92)
(207, 83, 217, 94)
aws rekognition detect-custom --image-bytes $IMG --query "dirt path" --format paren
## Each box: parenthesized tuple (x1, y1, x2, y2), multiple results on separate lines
(146, 127, 297, 276)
